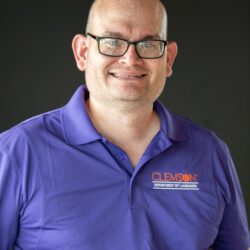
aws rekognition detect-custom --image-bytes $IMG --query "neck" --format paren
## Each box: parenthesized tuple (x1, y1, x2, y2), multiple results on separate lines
(86, 96, 158, 139)
(86, 96, 160, 167)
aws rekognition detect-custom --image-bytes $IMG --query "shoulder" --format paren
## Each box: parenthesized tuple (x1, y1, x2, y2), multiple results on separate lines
(162, 105, 224, 149)
(0, 108, 63, 154)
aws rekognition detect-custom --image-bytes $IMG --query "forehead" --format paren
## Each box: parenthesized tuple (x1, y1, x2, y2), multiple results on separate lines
(90, 0, 166, 39)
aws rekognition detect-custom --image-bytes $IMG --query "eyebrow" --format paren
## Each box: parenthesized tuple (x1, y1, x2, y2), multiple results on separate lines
(101, 31, 162, 40)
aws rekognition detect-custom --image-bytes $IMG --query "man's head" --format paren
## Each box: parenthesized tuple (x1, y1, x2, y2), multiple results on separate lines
(72, 0, 177, 106)
(86, 0, 168, 40)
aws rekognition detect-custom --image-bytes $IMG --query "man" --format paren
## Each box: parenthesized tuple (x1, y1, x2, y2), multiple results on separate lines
(0, 0, 249, 249)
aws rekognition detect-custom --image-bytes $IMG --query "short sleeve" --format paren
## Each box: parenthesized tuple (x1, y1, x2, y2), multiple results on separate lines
(0, 148, 22, 249)
(211, 138, 250, 249)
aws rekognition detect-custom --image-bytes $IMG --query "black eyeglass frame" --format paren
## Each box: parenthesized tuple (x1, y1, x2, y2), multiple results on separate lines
(87, 32, 168, 59)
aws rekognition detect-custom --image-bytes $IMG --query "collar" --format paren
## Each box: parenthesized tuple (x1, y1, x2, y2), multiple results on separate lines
(61, 85, 101, 145)
(61, 85, 188, 145)
(154, 101, 188, 142)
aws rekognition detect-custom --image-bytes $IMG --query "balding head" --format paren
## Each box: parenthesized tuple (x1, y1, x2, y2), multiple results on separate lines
(86, 0, 167, 40)
(72, 0, 177, 108)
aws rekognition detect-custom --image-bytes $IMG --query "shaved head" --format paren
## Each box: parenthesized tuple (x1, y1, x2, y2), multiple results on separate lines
(86, 0, 168, 39)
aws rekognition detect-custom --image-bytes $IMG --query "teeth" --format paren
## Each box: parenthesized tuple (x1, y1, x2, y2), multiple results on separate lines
(112, 73, 144, 78)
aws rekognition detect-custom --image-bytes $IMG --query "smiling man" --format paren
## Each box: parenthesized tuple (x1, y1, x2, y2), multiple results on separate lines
(72, 0, 176, 168)
(0, 0, 249, 249)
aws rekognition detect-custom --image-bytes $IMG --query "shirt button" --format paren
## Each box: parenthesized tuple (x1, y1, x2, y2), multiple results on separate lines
(116, 152, 125, 161)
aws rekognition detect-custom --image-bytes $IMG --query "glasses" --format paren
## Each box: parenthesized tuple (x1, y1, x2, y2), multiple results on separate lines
(87, 33, 168, 59)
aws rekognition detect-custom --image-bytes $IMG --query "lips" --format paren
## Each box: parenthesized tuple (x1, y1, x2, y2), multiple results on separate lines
(110, 72, 147, 80)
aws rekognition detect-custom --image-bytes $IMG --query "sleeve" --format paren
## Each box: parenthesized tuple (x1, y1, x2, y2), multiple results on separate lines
(0, 147, 22, 249)
(211, 138, 250, 250)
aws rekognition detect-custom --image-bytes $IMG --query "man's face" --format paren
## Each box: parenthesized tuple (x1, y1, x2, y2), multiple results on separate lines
(80, 0, 176, 106)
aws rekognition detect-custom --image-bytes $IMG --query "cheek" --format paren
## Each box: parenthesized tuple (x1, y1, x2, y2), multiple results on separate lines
(151, 60, 167, 80)
(86, 54, 115, 78)
(149, 61, 167, 98)
(85, 54, 120, 89)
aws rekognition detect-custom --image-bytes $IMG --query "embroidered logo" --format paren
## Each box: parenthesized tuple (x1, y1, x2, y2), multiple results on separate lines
(152, 172, 199, 190)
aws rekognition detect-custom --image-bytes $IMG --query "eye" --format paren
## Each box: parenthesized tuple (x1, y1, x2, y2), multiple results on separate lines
(140, 41, 155, 48)
(104, 38, 122, 48)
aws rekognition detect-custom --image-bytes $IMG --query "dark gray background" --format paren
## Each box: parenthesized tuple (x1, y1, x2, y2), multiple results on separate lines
(0, 1, 249, 221)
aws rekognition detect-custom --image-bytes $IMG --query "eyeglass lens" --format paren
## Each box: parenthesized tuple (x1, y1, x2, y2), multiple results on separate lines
(99, 38, 165, 58)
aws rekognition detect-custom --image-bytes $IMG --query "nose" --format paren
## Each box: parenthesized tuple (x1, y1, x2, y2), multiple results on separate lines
(118, 44, 143, 66)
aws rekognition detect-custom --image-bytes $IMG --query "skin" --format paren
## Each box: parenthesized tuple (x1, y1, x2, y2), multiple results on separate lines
(72, 0, 177, 167)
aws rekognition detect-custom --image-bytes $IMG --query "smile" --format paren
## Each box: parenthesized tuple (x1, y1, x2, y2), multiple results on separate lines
(110, 73, 147, 80)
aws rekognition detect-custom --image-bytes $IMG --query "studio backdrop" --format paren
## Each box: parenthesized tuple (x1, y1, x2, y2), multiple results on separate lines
(0, 0, 249, 220)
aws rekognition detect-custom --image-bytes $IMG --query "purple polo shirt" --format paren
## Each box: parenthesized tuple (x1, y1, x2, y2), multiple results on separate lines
(0, 85, 249, 250)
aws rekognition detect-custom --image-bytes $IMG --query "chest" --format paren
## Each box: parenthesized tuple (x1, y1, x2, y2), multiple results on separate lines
(16, 141, 224, 249)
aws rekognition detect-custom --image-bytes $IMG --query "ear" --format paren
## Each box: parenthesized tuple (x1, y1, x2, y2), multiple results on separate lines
(166, 42, 178, 77)
(72, 34, 88, 71)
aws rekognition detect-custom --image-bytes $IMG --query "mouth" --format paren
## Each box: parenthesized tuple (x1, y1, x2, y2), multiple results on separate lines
(110, 72, 147, 80)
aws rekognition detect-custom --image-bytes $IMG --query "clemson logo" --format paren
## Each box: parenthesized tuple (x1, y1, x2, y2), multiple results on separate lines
(152, 172, 198, 182)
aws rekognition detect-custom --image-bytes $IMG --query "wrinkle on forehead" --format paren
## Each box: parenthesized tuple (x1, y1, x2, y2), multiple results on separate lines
(86, 0, 167, 39)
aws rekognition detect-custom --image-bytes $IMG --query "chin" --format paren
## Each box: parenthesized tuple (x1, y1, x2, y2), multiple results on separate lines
(111, 91, 153, 105)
